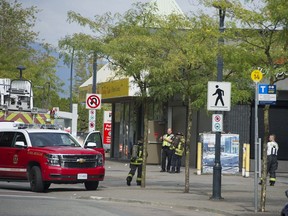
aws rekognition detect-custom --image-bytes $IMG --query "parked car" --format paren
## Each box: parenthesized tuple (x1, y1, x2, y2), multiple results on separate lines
(281, 190, 288, 216)
(0, 128, 105, 192)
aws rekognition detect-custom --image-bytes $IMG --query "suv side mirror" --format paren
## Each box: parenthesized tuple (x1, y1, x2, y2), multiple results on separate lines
(15, 141, 26, 148)
(85, 142, 97, 148)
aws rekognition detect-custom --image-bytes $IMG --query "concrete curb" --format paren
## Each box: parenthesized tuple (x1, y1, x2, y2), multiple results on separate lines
(77, 195, 234, 216)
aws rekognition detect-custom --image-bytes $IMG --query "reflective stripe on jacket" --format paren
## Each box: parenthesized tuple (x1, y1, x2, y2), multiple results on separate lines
(130, 144, 143, 165)
(162, 134, 173, 147)
(175, 138, 185, 156)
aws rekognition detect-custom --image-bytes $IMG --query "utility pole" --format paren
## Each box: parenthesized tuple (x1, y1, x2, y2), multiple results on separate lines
(70, 48, 74, 113)
(92, 52, 97, 94)
(211, 3, 226, 200)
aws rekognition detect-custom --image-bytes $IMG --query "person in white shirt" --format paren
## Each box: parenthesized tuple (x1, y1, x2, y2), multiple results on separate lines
(267, 134, 279, 186)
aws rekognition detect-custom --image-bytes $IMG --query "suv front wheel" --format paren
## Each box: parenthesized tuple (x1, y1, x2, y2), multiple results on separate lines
(84, 181, 99, 190)
(29, 166, 44, 192)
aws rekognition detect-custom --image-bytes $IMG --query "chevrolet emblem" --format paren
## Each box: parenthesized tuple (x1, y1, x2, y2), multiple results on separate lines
(77, 158, 86, 163)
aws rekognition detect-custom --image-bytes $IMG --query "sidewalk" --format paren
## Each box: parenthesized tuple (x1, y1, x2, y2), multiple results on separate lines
(83, 160, 288, 216)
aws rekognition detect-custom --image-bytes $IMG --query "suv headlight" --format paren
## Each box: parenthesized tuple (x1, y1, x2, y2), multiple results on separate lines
(96, 154, 103, 166)
(45, 154, 61, 166)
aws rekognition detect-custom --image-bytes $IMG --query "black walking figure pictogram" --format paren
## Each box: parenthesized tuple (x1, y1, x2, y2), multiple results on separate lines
(213, 85, 224, 106)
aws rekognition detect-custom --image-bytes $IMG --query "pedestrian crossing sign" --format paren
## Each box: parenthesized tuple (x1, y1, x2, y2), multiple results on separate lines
(207, 81, 231, 111)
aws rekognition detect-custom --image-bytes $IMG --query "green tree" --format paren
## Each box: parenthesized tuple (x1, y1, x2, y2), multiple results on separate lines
(73, 55, 91, 98)
(61, 1, 255, 192)
(59, 33, 105, 130)
(0, 0, 37, 74)
(101, 3, 161, 188)
(228, 0, 288, 211)
(147, 13, 219, 192)
(65, 2, 162, 188)
(30, 44, 64, 109)
(0, 0, 62, 110)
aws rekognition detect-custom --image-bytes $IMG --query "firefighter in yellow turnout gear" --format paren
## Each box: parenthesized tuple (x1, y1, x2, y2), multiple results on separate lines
(126, 138, 144, 186)
(170, 132, 185, 173)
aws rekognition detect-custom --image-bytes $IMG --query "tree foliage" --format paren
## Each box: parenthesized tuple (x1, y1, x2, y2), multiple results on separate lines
(0, 0, 63, 111)
(0, 0, 37, 73)
(62, 1, 260, 192)
(225, 0, 288, 212)
(61, 0, 288, 196)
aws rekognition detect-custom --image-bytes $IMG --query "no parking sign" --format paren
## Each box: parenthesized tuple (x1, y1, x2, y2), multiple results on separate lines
(212, 114, 223, 132)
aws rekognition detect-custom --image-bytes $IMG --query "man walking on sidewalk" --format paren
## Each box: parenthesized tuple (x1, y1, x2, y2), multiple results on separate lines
(126, 138, 144, 186)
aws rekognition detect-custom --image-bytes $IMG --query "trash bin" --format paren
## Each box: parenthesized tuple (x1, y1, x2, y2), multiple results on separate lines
(147, 142, 162, 164)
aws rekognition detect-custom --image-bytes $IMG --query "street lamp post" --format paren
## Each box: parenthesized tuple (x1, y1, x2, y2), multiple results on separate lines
(92, 51, 97, 94)
(211, 3, 226, 200)
(70, 48, 74, 113)
(44, 82, 51, 109)
(17, 65, 26, 80)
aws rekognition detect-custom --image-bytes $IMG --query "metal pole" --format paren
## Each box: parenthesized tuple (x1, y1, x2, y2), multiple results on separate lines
(92, 52, 97, 94)
(70, 48, 74, 113)
(211, 8, 225, 200)
(47, 82, 51, 109)
(258, 138, 261, 178)
(254, 82, 259, 212)
(91, 51, 97, 130)
(17, 66, 26, 80)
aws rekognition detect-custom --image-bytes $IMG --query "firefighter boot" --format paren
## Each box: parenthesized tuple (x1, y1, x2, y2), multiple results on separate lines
(136, 177, 141, 186)
(126, 176, 132, 186)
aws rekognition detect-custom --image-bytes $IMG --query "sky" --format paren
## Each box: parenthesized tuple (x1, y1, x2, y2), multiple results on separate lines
(16, 0, 205, 97)
(19, 0, 202, 47)
(17, 0, 258, 47)
(16, 0, 260, 97)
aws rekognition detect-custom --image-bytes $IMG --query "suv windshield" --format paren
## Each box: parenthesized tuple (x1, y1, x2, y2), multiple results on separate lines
(29, 132, 81, 147)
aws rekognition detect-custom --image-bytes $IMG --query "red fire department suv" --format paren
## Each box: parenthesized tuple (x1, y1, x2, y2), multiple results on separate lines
(0, 129, 105, 192)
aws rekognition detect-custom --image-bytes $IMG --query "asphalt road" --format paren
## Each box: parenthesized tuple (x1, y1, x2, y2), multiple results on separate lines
(1, 160, 287, 216)
(0, 182, 223, 216)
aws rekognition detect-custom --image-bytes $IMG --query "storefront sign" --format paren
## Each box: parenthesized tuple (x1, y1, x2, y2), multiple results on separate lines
(103, 111, 112, 145)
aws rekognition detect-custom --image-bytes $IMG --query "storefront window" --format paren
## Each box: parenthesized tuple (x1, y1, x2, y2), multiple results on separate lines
(113, 101, 162, 160)
(148, 101, 165, 121)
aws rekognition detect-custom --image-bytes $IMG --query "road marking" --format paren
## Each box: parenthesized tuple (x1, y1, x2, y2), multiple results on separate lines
(0, 194, 56, 199)
(0, 189, 32, 194)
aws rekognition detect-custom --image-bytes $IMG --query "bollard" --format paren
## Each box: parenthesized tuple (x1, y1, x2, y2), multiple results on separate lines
(242, 143, 246, 177)
(197, 142, 202, 175)
(245, 143, 250, 177)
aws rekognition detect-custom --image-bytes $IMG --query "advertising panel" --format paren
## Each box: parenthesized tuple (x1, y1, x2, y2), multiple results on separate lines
(200, 133, 240, 174)
(103, 111, 112, 150)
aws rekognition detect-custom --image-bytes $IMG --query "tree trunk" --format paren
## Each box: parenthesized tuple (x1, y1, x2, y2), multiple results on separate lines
(260, 105, 270, 212)
(184, 98, 193, 193)
(141, 97, 149, 188)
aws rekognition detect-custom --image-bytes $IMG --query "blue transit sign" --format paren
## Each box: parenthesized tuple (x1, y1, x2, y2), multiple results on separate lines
(258, 84, 276, 105)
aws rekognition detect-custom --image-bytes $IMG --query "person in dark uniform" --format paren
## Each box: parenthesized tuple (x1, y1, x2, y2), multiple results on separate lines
(159, 128, 174, 172)
(267, 134, 279, 186)
(170, 132, 185, 173)
(259, 134, 279, 186)
(126, 138, 144, 186)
